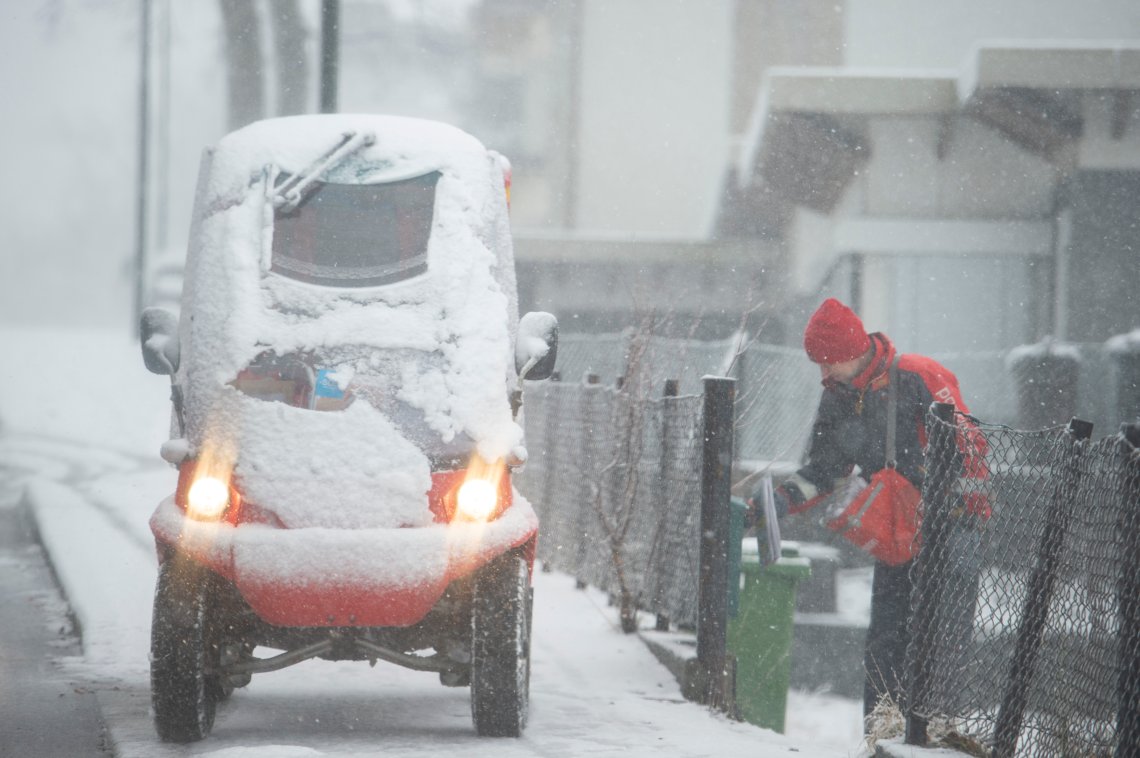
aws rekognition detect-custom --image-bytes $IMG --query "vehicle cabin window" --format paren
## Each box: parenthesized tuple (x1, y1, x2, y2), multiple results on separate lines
(231, 352, 319, 409)
(271, 171, 440, 287)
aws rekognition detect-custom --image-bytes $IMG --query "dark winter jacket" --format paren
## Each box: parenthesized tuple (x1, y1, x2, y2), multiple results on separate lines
(784, 332, 984, 512)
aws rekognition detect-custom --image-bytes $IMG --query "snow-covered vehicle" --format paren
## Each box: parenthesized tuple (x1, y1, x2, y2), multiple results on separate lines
(139, 114, 557, 743)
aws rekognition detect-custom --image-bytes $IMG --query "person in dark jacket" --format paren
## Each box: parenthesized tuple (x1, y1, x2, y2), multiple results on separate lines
(751, 298, 984, 728)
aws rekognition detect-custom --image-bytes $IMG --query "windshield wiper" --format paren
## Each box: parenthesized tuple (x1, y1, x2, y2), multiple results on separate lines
(271, 130, 376, 212)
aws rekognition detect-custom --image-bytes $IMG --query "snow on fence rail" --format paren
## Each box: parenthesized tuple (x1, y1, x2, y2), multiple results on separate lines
(906, 410, 1140, 757)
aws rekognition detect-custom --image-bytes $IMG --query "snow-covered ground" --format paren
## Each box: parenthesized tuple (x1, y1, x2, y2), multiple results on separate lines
(0, 325, 868, 757)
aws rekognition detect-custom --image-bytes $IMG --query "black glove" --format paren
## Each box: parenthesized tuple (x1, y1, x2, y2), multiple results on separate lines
(746, 484, 794, 527)
(743, 496, 761, 529)
(772, 485, 793, 519)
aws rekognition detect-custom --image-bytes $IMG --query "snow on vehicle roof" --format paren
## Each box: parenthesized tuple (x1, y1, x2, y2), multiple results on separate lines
(206, 113, 491, 204)
(175, 115, 522, 530)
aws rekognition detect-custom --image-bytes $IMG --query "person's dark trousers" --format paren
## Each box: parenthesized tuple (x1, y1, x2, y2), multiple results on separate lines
(863, 559, 915, 725)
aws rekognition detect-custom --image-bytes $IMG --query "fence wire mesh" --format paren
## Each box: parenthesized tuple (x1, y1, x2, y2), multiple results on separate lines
(516, 329, 1139, 751)
(907, 412, 1140, 757)
(554, 331, 1133, 476)
(554, 331, 739, 395)
(555, 331, 822, 471)
(517, 379, 706, 627)
(732, 342, 820, 469)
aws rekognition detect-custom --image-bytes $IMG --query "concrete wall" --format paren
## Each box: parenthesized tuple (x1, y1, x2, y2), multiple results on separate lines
(1064, 171, 1140, 343)
(862, 117, 1059, 219)
(573, 0, 733, 237)
(845, 0, 1140, 69)
(729, 0, 844, 134)
(1079, 91, 1140, 170)
(780, 102, 1061, 353)
(514, 234, 778, 337)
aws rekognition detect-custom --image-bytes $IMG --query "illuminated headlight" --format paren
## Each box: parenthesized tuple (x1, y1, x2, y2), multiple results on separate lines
(187, 476, 230, 520)
(456, 479, 497, 521)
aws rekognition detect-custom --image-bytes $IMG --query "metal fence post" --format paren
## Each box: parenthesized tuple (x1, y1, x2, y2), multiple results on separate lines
(1116, 422, 1140, 758)
(906, 402, 959, 746)
(539, 377, 561, 573)
(575, 373, 601, 590)
(655, 379, 680, 632)
(696, 376, 736, 713)
(319, 0, 340, 113)
(991, 417, 1094, 758)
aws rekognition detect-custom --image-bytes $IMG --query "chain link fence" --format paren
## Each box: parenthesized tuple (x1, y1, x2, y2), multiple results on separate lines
(553, 331, 740, 394)
(906, 411, 1140, 757)
(543, 333, 1129, 478)
(517, 378, 707, 628)
(517, 329, 1139, 746)
(732, 341, 820, 469)
(553, 331, 821, 472)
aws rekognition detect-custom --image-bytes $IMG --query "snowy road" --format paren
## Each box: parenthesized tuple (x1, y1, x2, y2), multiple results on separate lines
(0, 327, 865, 757)
(0, 494, 109, 756)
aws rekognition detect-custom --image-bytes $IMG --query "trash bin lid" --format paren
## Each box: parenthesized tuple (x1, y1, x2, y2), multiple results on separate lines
(740, 539, 811, 577)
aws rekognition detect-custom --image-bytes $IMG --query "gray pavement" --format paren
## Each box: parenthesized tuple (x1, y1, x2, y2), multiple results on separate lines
(0, 496, 111, 757)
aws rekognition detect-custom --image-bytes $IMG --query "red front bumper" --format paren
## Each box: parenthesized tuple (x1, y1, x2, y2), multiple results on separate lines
(150, 493, 538, 627)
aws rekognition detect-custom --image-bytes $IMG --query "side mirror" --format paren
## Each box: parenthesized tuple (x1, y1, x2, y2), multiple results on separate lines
(140, 307, 181, 375)
(516, 312, 558, 381)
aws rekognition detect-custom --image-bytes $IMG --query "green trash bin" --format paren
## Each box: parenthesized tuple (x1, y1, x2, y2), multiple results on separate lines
(728, 539, 811, 733)
(727, 498, 750, 617)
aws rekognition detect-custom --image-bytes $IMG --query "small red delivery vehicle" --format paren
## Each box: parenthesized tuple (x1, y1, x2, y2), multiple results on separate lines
(140, 114, 557, 743)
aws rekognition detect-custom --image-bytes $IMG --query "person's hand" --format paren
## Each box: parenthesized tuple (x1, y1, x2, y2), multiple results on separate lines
(746, 485, 793, 526)
(747, 494, 766, 528)
(771, 485, 792, 519)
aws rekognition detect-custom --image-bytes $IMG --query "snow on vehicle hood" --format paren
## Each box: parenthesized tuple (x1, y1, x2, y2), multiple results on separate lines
(176, 115, 522, 528)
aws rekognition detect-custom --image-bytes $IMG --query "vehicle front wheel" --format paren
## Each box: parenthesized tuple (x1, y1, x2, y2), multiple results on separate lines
(150, 553, 221, 742)
(470, 550, 532, 737)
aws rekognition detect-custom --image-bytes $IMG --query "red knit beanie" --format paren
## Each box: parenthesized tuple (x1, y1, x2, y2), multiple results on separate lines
(803, 298, 871, 364)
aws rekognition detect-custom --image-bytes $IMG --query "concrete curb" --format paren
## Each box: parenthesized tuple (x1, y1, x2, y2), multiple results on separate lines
(873, 737, 971, 756)
(638, 628, 697, 688)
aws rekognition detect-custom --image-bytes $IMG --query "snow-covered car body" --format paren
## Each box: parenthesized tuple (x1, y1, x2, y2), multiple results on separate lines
(142, 115, 556, 741)
(146, 114, 547, 629)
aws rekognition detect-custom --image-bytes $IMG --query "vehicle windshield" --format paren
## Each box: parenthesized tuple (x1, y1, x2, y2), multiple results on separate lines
(230, 348, 474, 466)
(270, 171, 440, 288)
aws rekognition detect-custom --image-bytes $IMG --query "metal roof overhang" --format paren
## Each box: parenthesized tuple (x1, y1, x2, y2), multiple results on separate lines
(738, 45, 1140, 210)
(741, 70, 958, 213)
(960, 43, 1140, 157)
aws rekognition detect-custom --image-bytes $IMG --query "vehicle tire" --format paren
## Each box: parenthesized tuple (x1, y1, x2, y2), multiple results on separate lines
(470, 550, 532, 737)
(150, 553, 222, 742)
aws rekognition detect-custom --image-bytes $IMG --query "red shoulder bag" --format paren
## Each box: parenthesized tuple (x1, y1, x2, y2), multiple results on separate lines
(824, 357, 921, 566)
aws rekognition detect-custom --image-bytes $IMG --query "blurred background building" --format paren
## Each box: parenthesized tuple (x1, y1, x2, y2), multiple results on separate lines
(3, 0, 1138, 356)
